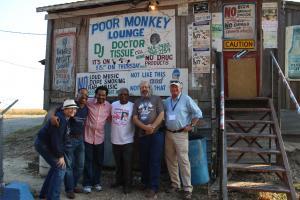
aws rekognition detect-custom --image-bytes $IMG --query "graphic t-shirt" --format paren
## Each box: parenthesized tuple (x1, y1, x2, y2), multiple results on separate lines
(111, 101, 135, 144)
(133, 95, 164, 137)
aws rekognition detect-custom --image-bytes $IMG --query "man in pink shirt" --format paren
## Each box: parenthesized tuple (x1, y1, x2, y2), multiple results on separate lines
(82, 86, 111, 193)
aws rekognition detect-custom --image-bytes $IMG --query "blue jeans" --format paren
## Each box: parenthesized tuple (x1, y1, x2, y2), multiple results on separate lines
(64, 137, 85, 192)
(34, 138, 66, 200)
(139, 131, 164, 192)
(82, 142, 104, 187)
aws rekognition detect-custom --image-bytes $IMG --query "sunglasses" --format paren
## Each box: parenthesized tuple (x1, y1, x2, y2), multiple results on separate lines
(170, 80, 182, 84)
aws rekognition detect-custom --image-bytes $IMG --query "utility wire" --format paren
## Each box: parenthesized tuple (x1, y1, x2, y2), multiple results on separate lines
(0, 59, 44, 71)
(0, 29, 46, 36)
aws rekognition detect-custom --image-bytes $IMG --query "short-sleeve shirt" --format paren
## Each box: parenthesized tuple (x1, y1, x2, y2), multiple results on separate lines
(111, 100, 135, 145)
(164, 93, 202, 131)
(133, 95, 164, 137)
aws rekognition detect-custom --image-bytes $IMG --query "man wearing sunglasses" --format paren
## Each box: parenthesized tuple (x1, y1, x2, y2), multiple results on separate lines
(164, 80, 202, 200)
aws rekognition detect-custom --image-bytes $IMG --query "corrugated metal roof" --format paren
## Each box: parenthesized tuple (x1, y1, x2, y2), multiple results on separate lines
(36, 0, 133, 13)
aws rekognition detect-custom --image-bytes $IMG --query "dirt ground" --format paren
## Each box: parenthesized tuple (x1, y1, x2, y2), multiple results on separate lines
(2, 125, 300, 200)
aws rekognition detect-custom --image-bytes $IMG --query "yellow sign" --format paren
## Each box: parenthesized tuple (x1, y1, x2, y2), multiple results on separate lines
(223, 39, 255, 49)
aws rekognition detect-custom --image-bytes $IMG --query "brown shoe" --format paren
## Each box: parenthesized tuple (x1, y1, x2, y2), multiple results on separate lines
(145, 190, 157, 199)
(66, 192, 75, 199)
(183, 191, 192, 200)
(74, 187, 83, 193)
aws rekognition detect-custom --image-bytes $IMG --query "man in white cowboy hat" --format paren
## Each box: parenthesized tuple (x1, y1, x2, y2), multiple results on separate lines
(35, 99, 78, 200)
(164, 80, 202, 200)
(50, 89, 89, 199)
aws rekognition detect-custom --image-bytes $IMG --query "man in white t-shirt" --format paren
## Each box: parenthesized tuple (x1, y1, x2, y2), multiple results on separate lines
(111, 88, 135, 194)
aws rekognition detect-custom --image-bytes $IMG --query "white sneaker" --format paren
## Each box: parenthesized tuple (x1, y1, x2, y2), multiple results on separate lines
(83, 186, 92, 193)
(94, 184, 102, 191)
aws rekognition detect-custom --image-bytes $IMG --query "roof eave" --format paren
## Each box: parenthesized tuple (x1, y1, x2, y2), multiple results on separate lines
(36, 0, 130, 13)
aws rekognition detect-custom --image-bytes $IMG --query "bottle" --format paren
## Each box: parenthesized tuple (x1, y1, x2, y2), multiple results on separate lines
(288, 27, 300, 79)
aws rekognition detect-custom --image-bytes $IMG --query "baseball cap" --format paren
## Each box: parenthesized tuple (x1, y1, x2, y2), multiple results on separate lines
(170, 80, 182, 87)
(63, 99, 78, 109)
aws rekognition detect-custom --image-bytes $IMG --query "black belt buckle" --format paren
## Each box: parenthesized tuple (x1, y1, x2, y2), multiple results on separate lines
(167, 128, 185, 133)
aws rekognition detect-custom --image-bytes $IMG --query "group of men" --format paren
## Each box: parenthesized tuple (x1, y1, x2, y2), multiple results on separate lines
(36, 79, 202, 200)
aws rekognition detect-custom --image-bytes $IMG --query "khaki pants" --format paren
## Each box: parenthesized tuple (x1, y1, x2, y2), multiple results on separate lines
(165, 131, 193, 192)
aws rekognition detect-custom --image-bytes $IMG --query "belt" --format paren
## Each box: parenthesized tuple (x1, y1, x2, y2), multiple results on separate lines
(166, 128, 185, 133)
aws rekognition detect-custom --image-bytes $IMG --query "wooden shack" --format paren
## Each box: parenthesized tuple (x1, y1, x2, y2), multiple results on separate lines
(37, 0, 300, 198)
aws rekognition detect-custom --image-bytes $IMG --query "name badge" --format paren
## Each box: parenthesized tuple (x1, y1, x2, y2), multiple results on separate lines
(168, 114, 176, 121)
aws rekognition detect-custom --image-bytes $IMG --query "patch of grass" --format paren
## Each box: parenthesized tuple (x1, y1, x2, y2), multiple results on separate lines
(1, 109, 47, 116)
(295, 183, 300, 191)
(258, 192, 287, 200)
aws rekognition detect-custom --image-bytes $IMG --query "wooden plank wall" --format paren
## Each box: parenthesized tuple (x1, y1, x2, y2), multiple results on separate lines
(45, 3, 214, 167)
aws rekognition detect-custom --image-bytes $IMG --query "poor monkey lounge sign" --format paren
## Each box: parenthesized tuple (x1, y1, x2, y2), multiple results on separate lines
(88, 10, 176, 72)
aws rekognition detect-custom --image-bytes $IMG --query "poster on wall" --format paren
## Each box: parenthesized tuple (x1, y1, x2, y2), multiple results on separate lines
(192, 21, 210, 50)
(285, 26, 300, 80)
(88, 10, 176, 72)
(223, 3, 256, 39)
(192, 51, 210, 73)
(262, 2, 278, 48)
(52, 27, 76, 92)
(76, 68, 188, 96)
(191, 9, 211, 88)
(193, 2, 209, 14)
(212, 13, 223, 52)
(178, 3, 189, 16)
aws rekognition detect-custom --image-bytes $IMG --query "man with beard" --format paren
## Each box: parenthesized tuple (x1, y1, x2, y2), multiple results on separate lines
(132, 81, 164, 199)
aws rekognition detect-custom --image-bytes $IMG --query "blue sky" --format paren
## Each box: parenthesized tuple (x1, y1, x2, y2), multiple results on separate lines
(0, 0, 75, 109)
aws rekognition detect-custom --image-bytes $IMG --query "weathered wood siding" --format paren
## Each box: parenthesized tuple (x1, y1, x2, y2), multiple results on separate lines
(44, 2, 213, 167)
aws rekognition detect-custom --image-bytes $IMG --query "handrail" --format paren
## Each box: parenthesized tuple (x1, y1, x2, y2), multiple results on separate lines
(220, 52, 228, 200)
(270, 51, 300, 114)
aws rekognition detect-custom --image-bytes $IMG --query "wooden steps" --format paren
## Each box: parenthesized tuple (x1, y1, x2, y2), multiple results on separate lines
(220, 98, 297, 199)
(226, 132, 277, 138)
(226, 119, 274, 124)
(226, 108, 271, 112)
(227, 147, 280, 154)
(227, 163, 286, 173)
(227, 181, 290, 193)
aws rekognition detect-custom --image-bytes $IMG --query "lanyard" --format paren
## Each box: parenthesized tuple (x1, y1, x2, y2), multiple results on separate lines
(170, 94, 182, 111)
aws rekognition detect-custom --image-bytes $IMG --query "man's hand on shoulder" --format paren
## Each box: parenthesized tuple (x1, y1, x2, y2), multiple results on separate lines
(50, 116, 60, 127)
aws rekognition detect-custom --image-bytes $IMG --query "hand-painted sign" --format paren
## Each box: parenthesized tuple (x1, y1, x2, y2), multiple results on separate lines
(76, 68, 188, 96)
(285, 26, 300, 80)
(53, 28, 76, 92)
(223, 3, 256, 39)
(223, 39, 255, 49)
(88, 10, 176, 72)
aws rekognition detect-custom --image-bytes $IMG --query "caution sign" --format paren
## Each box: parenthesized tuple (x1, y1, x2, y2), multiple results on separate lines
(223, 39, 255, 50)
